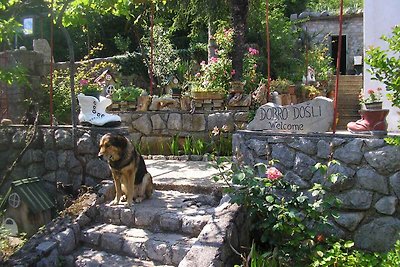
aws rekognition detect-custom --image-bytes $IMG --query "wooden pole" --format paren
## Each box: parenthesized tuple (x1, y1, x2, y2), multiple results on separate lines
(332, 0, 344, 133)
(266, 0, 271, 101)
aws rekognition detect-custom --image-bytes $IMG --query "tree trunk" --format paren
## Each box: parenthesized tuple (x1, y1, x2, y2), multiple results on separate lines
(207, 0, 218, 61)
(230, 0, 249, 81)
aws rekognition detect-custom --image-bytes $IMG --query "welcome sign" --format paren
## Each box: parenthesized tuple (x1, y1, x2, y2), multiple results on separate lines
(247, 97, 334, 133)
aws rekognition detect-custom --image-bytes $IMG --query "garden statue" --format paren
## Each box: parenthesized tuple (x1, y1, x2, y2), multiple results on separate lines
(77, 93, 121, 126)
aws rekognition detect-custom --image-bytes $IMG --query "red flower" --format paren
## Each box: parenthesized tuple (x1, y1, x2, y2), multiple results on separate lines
(266, 167, 282, 180)
(231, 69, 236, 76)
(315, 234, 325, 243)
(79, 79, 89, 86)
(367, 89, 375, 95)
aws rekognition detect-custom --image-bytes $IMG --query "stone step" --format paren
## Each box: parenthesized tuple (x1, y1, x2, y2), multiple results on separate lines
(80, 223, 196, 266)
(74, 247, 175, 267)
(97, 190, 217, 237)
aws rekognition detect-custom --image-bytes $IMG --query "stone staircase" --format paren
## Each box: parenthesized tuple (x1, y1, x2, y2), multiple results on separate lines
(6, 160, 249, 267)
(73, 190, 217, 266)
(336, 75, 363, 130)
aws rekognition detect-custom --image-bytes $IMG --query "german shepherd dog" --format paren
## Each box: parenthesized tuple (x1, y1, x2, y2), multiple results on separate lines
(98, 133, 153, 206)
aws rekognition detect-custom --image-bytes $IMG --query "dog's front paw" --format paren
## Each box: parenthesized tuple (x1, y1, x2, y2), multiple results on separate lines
(135, 197, 144, 203)
(110, 198, 119, 205)
(125, 201, 133, 207)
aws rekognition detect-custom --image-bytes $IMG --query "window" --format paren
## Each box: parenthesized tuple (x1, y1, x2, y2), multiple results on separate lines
(8, 193, 21, 208)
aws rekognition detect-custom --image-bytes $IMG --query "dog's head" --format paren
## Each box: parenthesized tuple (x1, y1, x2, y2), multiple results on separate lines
(98, 133, 128, 162)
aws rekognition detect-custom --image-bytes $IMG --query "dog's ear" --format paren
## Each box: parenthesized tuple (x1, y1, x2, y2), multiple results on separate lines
(110, 135, 128, 148)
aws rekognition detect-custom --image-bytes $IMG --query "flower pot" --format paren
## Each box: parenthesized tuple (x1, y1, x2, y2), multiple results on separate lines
(170, 87, 182, 98)
(230, 81, 245, 94)
(365, 102, 383, 110)
(288, 85, 296, 95)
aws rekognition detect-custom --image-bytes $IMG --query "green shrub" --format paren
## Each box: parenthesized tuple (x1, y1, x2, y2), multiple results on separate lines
(111, 86, 144, 102)
(212, 159, 340, 266)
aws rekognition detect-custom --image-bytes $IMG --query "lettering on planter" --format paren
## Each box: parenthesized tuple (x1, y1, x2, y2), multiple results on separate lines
(247, 97, 334, 133)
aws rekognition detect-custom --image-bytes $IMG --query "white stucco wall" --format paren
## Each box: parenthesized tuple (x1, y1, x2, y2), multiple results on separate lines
(364, 0, 400, 131)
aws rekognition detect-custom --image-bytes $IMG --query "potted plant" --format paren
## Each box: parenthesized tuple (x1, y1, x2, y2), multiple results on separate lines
(270, 78, 293, 105)
(111, 86, 145, 111)
(190, 56, 231, 100)
(359, 87, 383, 109)
(79, 79, 102, 98)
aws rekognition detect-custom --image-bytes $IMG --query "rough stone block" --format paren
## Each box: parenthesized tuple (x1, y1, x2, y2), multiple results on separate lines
(146, 240, 168, 263)
(151, 114, 167, 130)
(36, 241, 57, 254)
(86, 159, 111, 180)
(132, 115, 152, 135)
(357, 167, 389, 194)
(182, 215, 210, 236)
(333, 139, 364, 164)
(207, 112, 234, 131)
(288, 137, 317, 155)
(55, 129, 73, 150)
(44, 151, 58, 171)
(77, 133, 97, 155)
(337, 189, 373, 210)
(365, 146, 400, 174)
(354, 217, 400, 252)
(55, 228, 76, 255)
(317, 139, 330, 159)
(159, 212, 182, 232)
(293, 152, 317, 180)
(334, 212, 365, 231)
(80, 228, 101, 246)
(375, 196, 398, 215)
(271, 143, 296, 168)
(122, 236, 147, 258)
(101, 232, 123, 252)
(167, 113, 182, 131)
(134, 209, 158, 227)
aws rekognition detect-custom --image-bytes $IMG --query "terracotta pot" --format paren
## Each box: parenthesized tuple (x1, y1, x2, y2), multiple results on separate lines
(288, 85, 296, 95)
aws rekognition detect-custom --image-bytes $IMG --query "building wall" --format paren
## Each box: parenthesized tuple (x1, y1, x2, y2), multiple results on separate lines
(302, 14, 363, 75)
(364, 0, 400, 132)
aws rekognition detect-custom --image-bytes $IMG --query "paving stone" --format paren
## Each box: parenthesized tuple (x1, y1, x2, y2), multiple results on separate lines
(182, 215, 211, 237)
(74, 248, 174, 267)
(101, 232, 123, 252)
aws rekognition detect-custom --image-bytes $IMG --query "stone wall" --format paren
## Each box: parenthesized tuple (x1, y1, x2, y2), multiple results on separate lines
(0, 50, 48, 122)
(117, 110, 249, 154)
(233, 130, 400, 252)
(0, 126, 126, 199)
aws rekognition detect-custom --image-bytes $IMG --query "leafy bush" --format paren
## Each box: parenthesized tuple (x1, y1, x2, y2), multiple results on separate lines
(111, 86, 144, 102)
(366, 25, 400, 108)
(213, 159, 340, 266)
(142, 25, 180, 87)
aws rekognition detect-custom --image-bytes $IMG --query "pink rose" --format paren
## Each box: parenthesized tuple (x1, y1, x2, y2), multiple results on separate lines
(266, 167, 282, 180)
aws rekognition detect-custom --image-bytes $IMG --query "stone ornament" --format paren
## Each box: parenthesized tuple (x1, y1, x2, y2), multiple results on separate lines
(247, 96, 334, 133)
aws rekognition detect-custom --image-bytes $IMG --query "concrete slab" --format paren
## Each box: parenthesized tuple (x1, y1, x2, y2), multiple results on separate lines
(145, 160, 228, 194)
